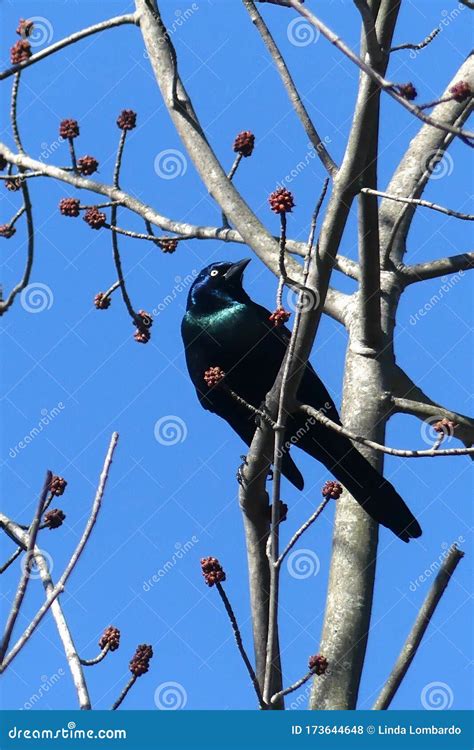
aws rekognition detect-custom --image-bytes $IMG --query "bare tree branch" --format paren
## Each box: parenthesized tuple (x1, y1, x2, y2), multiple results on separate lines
(287, 0, 474, 143)
(299, 403, 474, 458)
(400, 253, 474, 284)
(388, 27, 440, 54)
(0, 472, 51, 661)
(0, 14, 139, 81)
(0, 433, 119, 710)
(362, 187, 474, 221)
(373, 545, 465, 710)
(243, 0, 338, 176)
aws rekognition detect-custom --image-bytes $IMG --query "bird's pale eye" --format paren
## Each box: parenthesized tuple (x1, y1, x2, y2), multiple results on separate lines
(210, 269, 219, 277)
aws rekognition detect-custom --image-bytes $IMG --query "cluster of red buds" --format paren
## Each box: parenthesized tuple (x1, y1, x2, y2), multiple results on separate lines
(0, 224, 16, 239)
(16, 18, 34, 38)
(0, 154, 7, 171)
(99, 626, 121, 652)
(84, 206, 106, 229)
(269, 187, 295, 214)
(201, 556, 226, 587)
(269, 307, 291, 326)
(50, 475, 67, 497)
(308, 654, 328, 676)
(433, 418, 456, 435)
(129, 644, 153, 676)
(157, 237, 179, 253)
(10, 39, 31, 65)
(396, 82, 417, 101)
(77, 156, 99, 176)
(450, 81, 472, 102)
(94, 292, 111, 310)
(117, 109, 137, 131)
(322, 480, 343, 500)
(59, 119, 80, 140)
(59, 198, 81, 217)
(233, 130, 255, 157)
(203, 366, 225, 388)
(43, 508, 66, 530)
(134, 310, 153, 344)
(4, 177, 22, 192)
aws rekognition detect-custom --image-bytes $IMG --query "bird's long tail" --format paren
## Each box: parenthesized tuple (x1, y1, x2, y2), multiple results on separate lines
(290, 421, 422, 542)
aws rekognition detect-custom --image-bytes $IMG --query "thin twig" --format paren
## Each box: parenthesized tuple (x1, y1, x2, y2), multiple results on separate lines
(287, 0, 474, 144)
(276, 496, 331, 569)
(0, 74, 34, 316)
(80, 644, 110, 666)
(299, 404, 474, 458)
(270, 668, 314, 704)
(373, 545, 465, 710)
(112, 675, 137, 710)
(388, 27, 440, 53)
(0, 433, 119, 674)
(400, 252, 474, 284)
(362, 187, 474, 220)
(0, 15, 139, 81)
(216, 582, 266, 708)
(243, 0, 338, 176)
(0, 547, 22, 575)
(0, 472, 51, 661)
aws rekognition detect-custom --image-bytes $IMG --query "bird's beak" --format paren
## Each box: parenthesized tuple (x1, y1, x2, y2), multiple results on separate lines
(224, 258, 251, 281)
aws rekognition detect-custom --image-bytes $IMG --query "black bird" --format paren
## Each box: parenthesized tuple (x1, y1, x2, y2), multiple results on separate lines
(181, 259, 421, 542)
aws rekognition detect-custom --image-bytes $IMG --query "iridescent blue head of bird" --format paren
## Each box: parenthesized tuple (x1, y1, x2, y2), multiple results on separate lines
(187, 259, 251, 310)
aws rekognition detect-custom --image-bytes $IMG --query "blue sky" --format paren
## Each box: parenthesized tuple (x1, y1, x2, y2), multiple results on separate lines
(1, 0, 472, 713)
